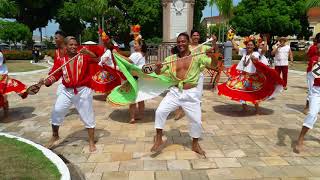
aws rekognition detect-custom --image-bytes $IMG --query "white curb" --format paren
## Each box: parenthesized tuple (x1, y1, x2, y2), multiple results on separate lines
(0, 133, 70, 180)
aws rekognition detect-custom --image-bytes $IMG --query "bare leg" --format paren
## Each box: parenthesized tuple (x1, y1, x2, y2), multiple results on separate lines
(137, 101, 145, 120)
(129, 103, 137, 123)
(151, 129, 165, 152)
(174, 107, 185, 120)
(87, 128, 96, 152)
(192, 138, 206, 156)
(46, 125, 60, 149)
(294, 126, 310, 153)
(254, 103, 260, 115)
(303, 100, 309, 115)
(3, 99, 9, 118)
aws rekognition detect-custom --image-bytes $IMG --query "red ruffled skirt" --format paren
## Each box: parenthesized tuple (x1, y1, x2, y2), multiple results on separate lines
(0, 74, 27, 107)
(90, 64, 125, 93)
(217, 61, 284, 104)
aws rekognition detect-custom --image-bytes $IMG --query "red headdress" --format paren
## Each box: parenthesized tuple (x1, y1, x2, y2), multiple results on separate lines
(243, 35, 258, 46)
(131, 24, 142, 41)
(98, 27, 110, 43)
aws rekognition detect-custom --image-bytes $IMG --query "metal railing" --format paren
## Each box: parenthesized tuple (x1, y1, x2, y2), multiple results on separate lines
(146, 42, 224, 64)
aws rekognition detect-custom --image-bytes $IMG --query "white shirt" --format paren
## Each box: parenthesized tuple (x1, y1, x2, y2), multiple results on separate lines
(274, 45, 290, 66)
(0, 52, 8, 74)
(98, 49, 115, 67)
(258, 49, 269, 66)
(129, 52, 145, 69)
(236, 48, 260, 73)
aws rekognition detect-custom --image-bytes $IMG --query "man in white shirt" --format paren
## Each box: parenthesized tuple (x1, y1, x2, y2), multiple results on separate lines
(271, 37, 293, 90)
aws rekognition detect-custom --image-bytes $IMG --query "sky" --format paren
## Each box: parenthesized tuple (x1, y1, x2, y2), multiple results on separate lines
(34, 0, 241, 37)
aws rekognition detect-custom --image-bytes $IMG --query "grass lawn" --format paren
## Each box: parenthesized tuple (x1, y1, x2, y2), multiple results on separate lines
(0, 135, 61, 180)
(6, 60, 47, 73)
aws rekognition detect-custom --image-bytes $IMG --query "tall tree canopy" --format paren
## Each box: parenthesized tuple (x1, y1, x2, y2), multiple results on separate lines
(0, 20, 32, 43)
(230, 0, 312, 45)
(0, 0, 63, 31)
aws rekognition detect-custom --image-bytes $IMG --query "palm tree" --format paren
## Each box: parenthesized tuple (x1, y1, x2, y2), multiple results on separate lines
(306, 0, 320, 9)
(208, 0, 233, 42)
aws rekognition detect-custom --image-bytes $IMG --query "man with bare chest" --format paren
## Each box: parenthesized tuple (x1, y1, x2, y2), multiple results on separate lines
(151, 32, 218, 156)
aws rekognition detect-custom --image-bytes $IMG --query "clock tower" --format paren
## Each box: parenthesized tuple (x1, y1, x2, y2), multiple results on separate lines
(162, 0, 195, 42)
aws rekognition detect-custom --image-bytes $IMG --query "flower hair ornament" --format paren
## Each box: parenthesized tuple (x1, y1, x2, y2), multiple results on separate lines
(98, 27, 110, 43)
(227, 27, 236, 40)
(131, 24, 142, 41)
(243, 35, 258, 46)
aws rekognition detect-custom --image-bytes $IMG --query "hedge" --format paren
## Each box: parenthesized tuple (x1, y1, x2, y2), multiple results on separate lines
(2, 50, 45, 60)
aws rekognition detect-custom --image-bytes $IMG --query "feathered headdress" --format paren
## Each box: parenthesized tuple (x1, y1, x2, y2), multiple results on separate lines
(98, 27, 110, 43)
(243, 35, 258, 46)
(131, 24, 142, 41)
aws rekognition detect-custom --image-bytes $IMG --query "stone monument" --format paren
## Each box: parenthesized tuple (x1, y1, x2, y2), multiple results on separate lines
(162, 0, 195, 42)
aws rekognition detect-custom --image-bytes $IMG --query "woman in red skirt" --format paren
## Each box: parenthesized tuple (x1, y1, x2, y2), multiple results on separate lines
(217, 36, 284, 114)
(0, 50, 27, 118)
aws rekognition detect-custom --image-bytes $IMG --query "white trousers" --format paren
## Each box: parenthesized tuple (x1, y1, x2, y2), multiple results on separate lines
(303, 86, 320, 129)
(155, 87, 202, 138)
(196, 73, 204, 100)
(51, 85, 95, 128)
(307, 72, 315, 101)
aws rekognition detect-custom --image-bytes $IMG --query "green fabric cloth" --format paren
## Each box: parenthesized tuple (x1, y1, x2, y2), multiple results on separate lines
(160, 52, 212, 90)
(107, 53, 175, 106)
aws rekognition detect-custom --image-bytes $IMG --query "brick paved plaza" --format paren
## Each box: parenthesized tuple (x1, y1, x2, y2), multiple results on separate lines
(2, 70, 320, 179)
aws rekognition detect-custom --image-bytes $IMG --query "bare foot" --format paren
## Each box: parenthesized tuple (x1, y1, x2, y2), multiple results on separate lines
(129, 119, 136, 124)
(192, 143, 206, 157)
(294, 142, 303, 154)
(151, 137, 165, 152)
(45, 136, 60, 149)
(89, 142, 97, 153)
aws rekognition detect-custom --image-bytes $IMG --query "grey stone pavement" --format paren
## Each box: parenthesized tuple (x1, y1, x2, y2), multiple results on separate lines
(2, 69, 320, 180)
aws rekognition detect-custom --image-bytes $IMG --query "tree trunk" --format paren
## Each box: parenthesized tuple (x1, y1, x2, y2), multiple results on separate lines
(39, 28, 42, 42)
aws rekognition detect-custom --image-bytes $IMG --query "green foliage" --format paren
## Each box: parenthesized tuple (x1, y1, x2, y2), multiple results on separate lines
(0, 20, 32, 43)
(2, 50, 33, 60)
(306, 0, 320, 9)
(0, 0, 63, 31)
(193, 0, 207, 29)
(145, 37, 162, 45)
(55, 1, 86, 37)
(43, 49, 55, 58)
(127, 0, 162, 40)
(230, 0, 311, 42)
(81, 26, 99, 43)
(293, 50, 308, 61)
(43, 39, 55, 49)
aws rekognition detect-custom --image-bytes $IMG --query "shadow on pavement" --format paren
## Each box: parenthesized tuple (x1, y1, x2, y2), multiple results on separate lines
(276, 127, 320, 148)
(0, 106, 36, 123)
(286, 104, 305, 114)
(213, 104, 274, 117)
(109, 108, 156, 124)
(54, 128, 110, 148)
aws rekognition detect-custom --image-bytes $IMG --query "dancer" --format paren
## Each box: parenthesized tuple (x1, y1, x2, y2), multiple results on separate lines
(303, 33, 320, 114)
(295, 38, 320, 153)
(39, 37, 98, 152)
(217, 36, 284, 114)
(271, 37, 293, 90)
(151, 33, 219, 156)
(174, 29, 219, 120)
(0, 50, 28, 119)
(90, 31, 123, 94)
